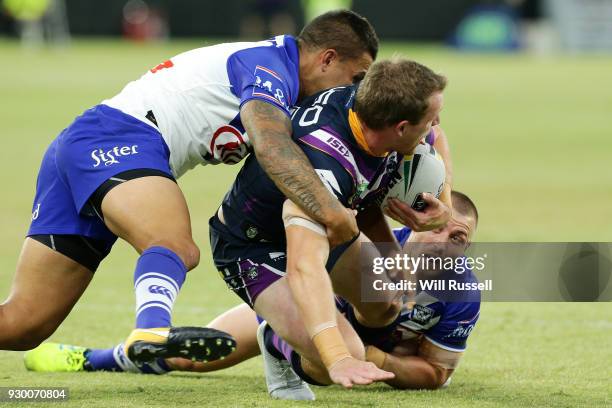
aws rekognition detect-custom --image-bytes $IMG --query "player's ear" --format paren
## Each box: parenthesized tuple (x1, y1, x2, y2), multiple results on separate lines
(320, 49, 338, 71)
(433, 114, 441, 126)
(396, 120, 410, 136)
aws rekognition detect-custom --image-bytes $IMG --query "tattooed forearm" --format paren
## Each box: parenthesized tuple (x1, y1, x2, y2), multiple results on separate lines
(241, 100, 344, 224)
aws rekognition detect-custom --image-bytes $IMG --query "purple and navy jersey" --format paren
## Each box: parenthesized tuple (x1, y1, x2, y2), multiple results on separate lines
(103, 35, 300, 177)
(219, 85, 405, 244)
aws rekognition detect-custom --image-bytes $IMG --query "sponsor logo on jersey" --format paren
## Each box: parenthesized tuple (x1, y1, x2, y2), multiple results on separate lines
(246, 226, 258, 239)
(247, 266, 259, 280)
(325, 136, 351, 158)
(91, 145, 139, 167)
(31, 203, 41, 220)
(411, 304, 435, 325)
(148, 285, 174, 301)
(210, 125, 249, 164)
(299, 128, 368, 186)
(447, 324, 475, 338)
(252, 65, 288, 108)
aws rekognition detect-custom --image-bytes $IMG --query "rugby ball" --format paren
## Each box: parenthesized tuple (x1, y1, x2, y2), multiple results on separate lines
(382, 143, 445, 211)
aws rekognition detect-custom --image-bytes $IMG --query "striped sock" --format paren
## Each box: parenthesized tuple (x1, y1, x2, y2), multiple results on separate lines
(263, 324, 292, 362)
(87, 344, 172, 374)
(134, 246, 186, 329)
(263, 325, 324, 386)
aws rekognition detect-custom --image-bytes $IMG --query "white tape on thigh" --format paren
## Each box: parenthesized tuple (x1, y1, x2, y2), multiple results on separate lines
(283, 216, 326, 236)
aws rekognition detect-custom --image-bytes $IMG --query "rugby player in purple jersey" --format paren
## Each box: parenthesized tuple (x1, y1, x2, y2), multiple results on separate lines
(26, 192, 479, 397)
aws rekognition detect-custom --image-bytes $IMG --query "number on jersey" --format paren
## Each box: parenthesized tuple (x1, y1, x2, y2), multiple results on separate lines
(296, 88, 341, 126)
(150, 59, 174, 73)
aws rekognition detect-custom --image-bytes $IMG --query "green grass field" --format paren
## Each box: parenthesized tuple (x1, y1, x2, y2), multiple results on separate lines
(0, 38, 610, 407)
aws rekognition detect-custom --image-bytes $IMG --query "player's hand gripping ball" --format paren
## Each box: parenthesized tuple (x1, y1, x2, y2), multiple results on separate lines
(382, 143, 446, 211)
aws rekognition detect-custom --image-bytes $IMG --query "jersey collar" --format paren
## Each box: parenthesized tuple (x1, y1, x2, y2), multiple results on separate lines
(348, 109, 386, 157)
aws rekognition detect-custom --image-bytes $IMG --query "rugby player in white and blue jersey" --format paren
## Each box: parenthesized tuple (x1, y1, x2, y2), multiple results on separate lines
(341, 191, 480, 390)
(2, 11, 380, 364)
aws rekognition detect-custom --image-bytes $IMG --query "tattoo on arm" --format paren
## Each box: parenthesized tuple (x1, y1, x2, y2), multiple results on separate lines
(241, 100, 343, 224)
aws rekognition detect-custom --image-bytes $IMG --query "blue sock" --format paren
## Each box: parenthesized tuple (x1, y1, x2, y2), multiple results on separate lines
(84, 347, 122, 371)
(85, 344, 172, 374)
(134, 246, 187, 329)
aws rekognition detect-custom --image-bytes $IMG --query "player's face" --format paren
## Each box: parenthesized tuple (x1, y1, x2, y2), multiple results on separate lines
(407, 211, 476, 259)
(394, 91, 444, 155)
(320, 51, 373, 90)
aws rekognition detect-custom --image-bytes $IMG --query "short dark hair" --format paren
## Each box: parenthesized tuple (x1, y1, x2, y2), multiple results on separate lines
(354, 59, 447, 129)
(297, 10, 378, 61)
(451, 191, 479, 226)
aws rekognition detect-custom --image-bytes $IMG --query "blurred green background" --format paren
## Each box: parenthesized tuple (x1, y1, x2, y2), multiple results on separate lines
(0, 39, 610, 407)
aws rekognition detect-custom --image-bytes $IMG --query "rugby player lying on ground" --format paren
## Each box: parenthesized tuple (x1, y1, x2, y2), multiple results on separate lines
(26, 191, 480, 392)
(24, 58, 451, 398)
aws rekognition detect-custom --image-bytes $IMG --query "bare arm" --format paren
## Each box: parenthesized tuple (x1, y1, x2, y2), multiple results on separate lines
(357, 205, 401, 262)
(382, 352, 452, 390)
(241, 100, 358, 246)
(367, 337, 462, 389)
(283, 200, 394, 388)
(432, 125, 453, 210)
(283, 200, 336, 348)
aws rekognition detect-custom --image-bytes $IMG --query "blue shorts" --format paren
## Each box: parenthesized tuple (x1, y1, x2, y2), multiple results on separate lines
(28, 104, 173, 245)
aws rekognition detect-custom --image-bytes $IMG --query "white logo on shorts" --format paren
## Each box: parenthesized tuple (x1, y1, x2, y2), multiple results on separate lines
(91, 145, 139, 167)
(32, 203, 41, 220)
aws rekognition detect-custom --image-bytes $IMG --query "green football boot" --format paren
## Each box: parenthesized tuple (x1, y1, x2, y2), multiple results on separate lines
(24, 342, 88, 372)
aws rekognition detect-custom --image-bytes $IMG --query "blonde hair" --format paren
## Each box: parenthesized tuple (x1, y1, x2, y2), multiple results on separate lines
(354, 59, 447, 129)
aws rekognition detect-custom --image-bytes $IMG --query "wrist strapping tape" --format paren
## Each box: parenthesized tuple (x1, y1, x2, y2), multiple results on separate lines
(365, 345, 388, 369)
(311, 325, 352, 369)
